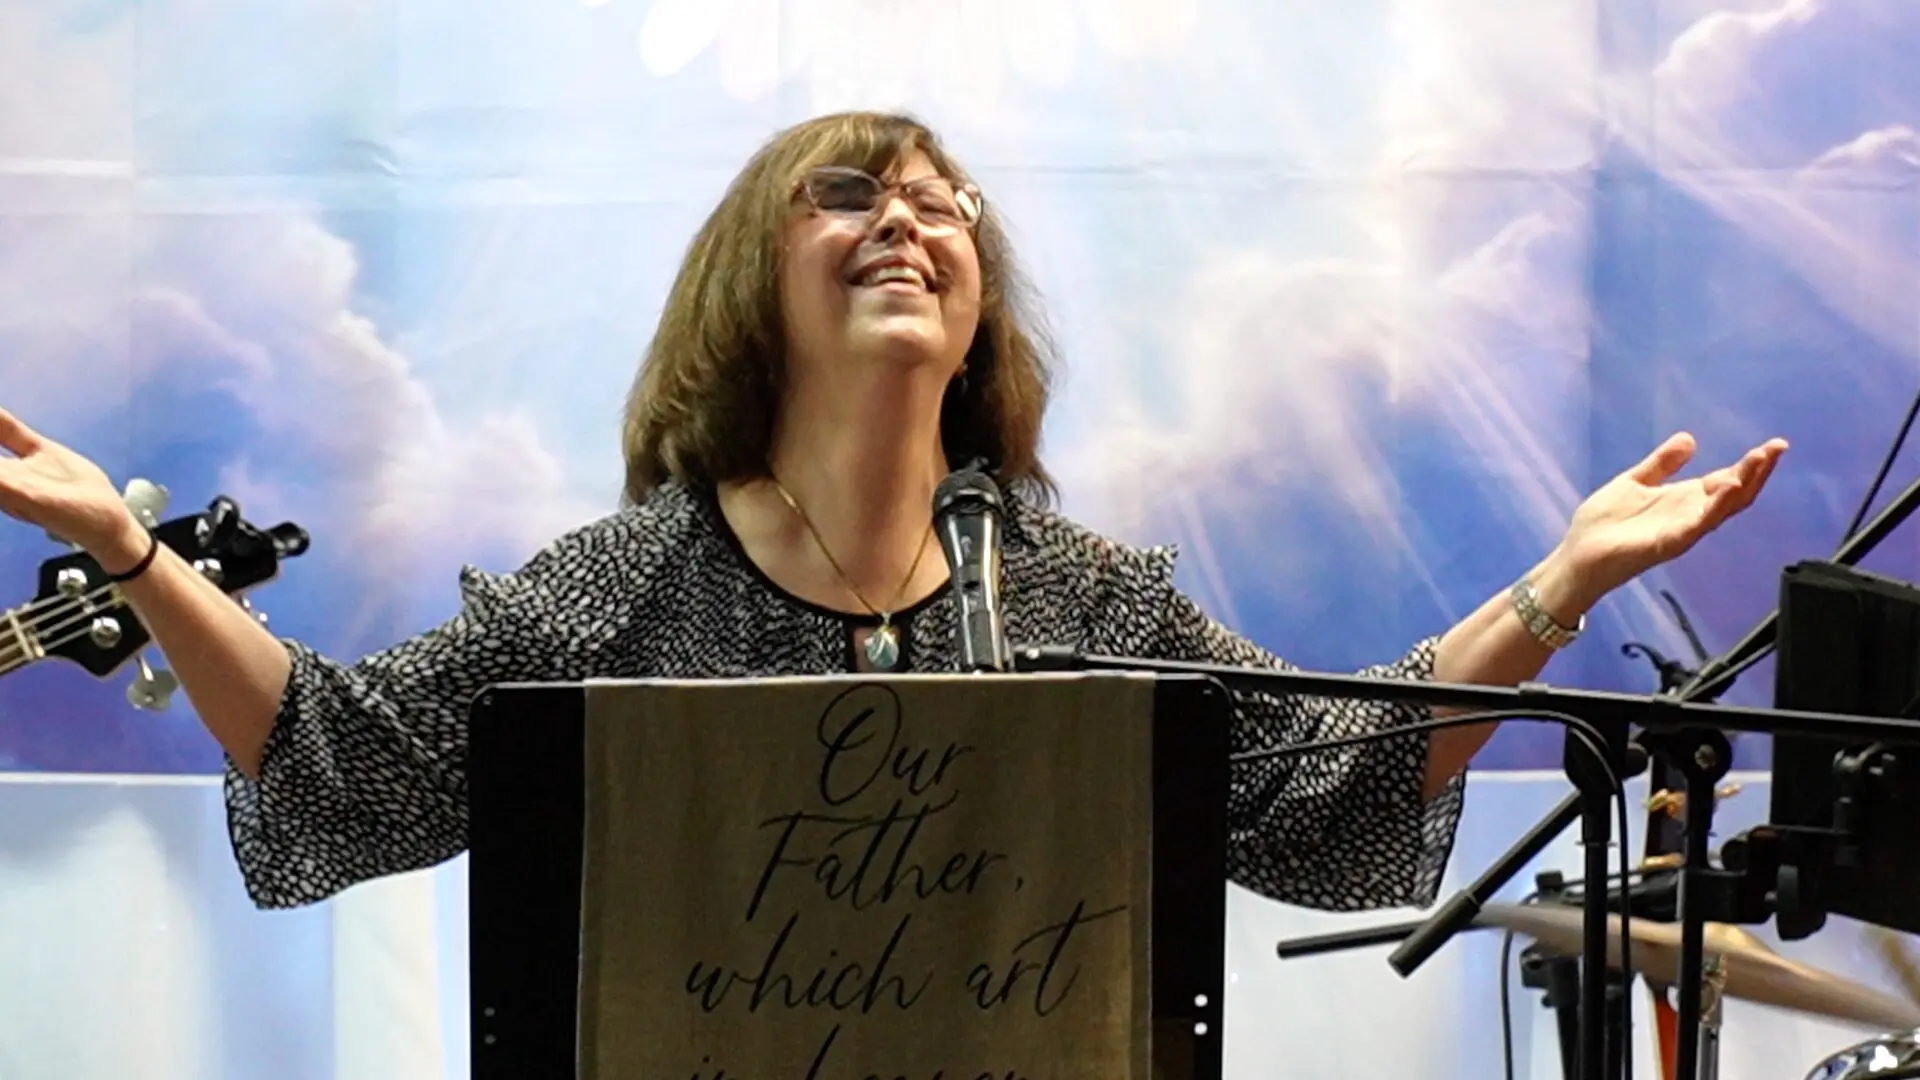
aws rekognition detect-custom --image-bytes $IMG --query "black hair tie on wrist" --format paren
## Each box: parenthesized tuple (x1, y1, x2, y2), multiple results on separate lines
(105, 530, 161, 584)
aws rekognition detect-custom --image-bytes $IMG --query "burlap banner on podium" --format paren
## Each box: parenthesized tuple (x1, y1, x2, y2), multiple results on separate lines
(577, 674, 1159, 1079)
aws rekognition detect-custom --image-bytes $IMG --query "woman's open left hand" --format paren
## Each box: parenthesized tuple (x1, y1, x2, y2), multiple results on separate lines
(1558, 432, 1788, 598)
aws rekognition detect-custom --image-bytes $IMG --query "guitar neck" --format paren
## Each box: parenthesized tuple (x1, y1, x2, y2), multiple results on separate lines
(0, 495, 307, 703)
(0, 599, 48, 677)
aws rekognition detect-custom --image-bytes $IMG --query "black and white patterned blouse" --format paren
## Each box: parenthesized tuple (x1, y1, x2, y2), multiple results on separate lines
(224, 480, 1465, 911)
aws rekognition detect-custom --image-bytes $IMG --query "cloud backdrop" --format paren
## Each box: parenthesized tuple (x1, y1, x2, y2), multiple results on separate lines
(0, 0, 1915, 776)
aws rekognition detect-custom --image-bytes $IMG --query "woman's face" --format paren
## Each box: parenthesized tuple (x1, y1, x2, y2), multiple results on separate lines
(778, 150, 983, 387)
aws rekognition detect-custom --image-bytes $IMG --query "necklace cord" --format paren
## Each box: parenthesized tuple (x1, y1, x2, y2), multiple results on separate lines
(769, 477, 933, 624)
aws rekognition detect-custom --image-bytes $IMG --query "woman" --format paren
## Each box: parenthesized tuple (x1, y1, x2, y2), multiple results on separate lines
(0, 112, 1783, 911)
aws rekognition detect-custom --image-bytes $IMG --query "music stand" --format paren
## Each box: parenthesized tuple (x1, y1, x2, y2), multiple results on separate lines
(464, 674, 1233, 1080)
(1734, 559, 1920, 940)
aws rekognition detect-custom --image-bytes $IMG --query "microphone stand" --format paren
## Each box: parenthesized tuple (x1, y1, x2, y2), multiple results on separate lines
(1010, 641, 1920, 1080)
(1682, 461, 1920, 702)
(1247, 464, 1920, 1080)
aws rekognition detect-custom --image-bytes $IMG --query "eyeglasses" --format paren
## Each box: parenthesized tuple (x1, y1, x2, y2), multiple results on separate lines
(795, 166, 984, 233)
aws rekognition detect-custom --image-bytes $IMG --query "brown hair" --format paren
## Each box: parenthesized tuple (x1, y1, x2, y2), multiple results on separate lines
(620, 111, 1057, 505)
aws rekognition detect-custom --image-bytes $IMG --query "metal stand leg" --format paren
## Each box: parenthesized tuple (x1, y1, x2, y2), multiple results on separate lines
(1640, 727, 1733, 1080)
(1521, 947, 1583, 1080)
(1696, 954, 1725, 1080)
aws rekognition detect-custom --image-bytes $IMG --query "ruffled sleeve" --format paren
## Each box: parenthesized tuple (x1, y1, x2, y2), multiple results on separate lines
(1121, 548, 1465, 911)
(223, 561, 568, 909)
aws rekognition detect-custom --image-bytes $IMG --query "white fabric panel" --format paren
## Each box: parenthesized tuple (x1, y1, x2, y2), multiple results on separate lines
(332, 873, 445, 1080)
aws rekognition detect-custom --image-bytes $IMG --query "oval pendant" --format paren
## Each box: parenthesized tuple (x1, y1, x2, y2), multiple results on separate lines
(864, 624, 901, 670)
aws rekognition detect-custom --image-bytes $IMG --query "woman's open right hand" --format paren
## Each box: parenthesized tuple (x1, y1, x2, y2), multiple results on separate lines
(0, 406, 148, 574)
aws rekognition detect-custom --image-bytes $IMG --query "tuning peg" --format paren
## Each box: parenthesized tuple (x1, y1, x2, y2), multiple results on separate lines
(267, 522, 311, 559)
(121, 479, 171, 529)
(44, 478, 171, 549)
(196, 496, 241, 552)
(127, 654, 178, 712)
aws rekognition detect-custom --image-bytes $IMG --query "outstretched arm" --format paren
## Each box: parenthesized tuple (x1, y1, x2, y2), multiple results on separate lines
(0, 407, 290, 776)
(1423, 432, 1787, 796)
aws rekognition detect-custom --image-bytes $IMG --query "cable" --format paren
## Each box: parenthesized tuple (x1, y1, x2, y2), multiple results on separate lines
(1500, 923, 1519, 1080)
(1619, 761, 1636, 1080)
(1496, 869, 1654, 1080)
(1229, 708, 1623, 797)
(1236, 706, 1637, 1079)
(1498, 886, 1551, 1080)
(1484, 773, 1639, 1080)
(1619, 399, 1920, 1080)
(1496, 870, 1654, 1080)
(1844, 385, 1920, 543)
(1690, 383, 1920, 698)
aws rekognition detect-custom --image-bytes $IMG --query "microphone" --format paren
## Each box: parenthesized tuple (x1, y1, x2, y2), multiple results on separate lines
(933, 465, 1010, 672)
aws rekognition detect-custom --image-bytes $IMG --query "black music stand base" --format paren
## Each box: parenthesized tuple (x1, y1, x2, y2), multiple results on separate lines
(1520, 948, 1634, 1080)
(1517, 871, 1640, 1080)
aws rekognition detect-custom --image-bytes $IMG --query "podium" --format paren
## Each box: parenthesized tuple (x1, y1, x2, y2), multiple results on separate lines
(467, 672, 1232, 1080)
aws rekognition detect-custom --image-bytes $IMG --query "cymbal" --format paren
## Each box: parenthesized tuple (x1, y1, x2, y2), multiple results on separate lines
(1478, 902, 1920, 1031)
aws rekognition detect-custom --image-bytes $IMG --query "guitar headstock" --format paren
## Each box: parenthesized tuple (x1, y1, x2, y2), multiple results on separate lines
(9, 488, 309, 695)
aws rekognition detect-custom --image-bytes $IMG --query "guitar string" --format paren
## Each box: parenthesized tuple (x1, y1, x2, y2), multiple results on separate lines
(6, 585, 114, 625)
(0, 607, 123, 677)
(1, 534, 275, 680)
(3, 558, 274, 680)
(0, 581, 137, 678)
(0, 584, 121, 668)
